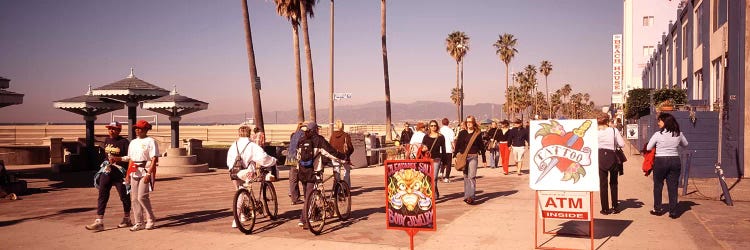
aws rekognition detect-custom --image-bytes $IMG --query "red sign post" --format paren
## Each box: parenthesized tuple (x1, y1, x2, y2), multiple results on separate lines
(384, 159, 436, 250)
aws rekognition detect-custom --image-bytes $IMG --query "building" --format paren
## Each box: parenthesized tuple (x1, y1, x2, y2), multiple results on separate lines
(640, 0, 747, 177)
(623, 0, 682, 94)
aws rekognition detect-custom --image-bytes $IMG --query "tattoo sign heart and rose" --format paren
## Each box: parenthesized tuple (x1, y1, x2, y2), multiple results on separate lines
(533, 120, 593, 184)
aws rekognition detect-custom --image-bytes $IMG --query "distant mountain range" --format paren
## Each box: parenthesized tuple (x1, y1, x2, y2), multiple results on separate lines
(188, 101, 509, 124)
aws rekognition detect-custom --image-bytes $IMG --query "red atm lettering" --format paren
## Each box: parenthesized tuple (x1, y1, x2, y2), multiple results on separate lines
(545, 197, 583, 209)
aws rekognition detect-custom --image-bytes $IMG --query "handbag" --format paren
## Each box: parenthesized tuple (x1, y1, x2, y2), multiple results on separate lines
(613, 128, 627, 163)
(229, 141, 252, 180)
(486, 128, 499, 151)
(455, 131, 480, 171)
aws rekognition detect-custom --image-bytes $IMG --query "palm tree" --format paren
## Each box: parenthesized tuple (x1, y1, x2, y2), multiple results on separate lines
(273, 0, 315, 123)
(524, 65, 537, 118)
(540, 60, 553, 118)
(381, 0, 393, 141)
(493, 33, 518, 119)
(446, 31, 470, 121)
(328, 0, 334, 136)
(299, 0, 317, 121)
(551, 91, 562, 118)
(242, 0, 264, 130)
(560, 83, 572, 117)
(450, 87, 461, 118)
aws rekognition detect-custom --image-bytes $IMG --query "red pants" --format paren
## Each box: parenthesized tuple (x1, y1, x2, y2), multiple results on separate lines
(499, 143, 510, 174)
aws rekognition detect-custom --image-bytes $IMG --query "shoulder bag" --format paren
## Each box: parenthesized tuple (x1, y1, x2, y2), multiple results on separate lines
(486, 128, 499, 150)
(613, 128, 627, 163)
(229, 141, 252, 180)
(455, 131, 480, 171)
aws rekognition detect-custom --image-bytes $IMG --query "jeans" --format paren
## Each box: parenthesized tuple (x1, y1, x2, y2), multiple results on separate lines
(488, 149, 499, 168)
(598, 166, 619, 211)
(300, 182, 316, 224)
(130, 176, 155, 224)
(432, 158, 442, 198)
(289, 167, 301, 202)
(463, 155, 478, 199)
(653, 156, 681, 213)
(96, 170, 130, 216)
(442, 153, 453, 179)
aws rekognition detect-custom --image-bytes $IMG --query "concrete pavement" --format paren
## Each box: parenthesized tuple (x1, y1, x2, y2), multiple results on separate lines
(1, 144, 747, 249)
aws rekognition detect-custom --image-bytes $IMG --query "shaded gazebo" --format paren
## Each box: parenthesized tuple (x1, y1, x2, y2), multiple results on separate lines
(141, 86, 208, 148)
(53, 86, 124, 168)
(91, 69, 169, 139)
(0, 76, 24, 108)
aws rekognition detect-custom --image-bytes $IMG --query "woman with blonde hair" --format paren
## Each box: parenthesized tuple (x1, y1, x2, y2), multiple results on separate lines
(454, 116, 486, 205)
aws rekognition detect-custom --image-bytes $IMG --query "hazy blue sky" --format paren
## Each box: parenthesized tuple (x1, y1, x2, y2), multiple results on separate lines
(0, 0, 622, 123)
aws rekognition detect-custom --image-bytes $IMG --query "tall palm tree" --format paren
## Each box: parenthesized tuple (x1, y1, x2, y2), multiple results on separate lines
(446, 31, 470, 121)
(524, 65, 537, 118)
(561, 83, 572, 117)
(540, 60, 553, 118)
(450, 87, 461, 117)
(381, 0, 393, 141)
(493, 33, 518, 119)
(328, 0, 334, 136)
(273, 0, 315, 123)
(551, 91, 562, 118)
(299, 0, 317, 121)
(242, 0, 264, 130)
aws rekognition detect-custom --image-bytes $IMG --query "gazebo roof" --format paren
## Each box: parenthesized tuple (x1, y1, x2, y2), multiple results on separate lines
(141, 86, 208, 117)
(0, 89, 24, 108)
(54, 87, 124, 116)
(91, 69, 169, 100)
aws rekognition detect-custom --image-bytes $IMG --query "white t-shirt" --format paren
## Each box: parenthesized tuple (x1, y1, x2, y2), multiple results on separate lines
(409, 131, 426, 145)
(226, 137, 277, 172)
(439, 126, 455, 153)
(127, 137, 158, 178)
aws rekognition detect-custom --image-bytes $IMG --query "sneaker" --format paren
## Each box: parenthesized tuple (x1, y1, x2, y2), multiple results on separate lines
(649, 209, 665, 216)
(118, 218, 132, 228)
(297, 222, 304, 227)
(130, 223, 145, 232)
(443, 178, 450, 183)
(85, 220, 104, 231)
(145, 220, 156, 230)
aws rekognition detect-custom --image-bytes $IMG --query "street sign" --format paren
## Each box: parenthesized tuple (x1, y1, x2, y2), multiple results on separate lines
(626, 124, 638, 140)
(255, 76, 261, 90)
(334, 92, 352, 100)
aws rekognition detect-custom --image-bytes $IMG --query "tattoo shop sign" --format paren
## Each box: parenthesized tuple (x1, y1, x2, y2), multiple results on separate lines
(529, 119, 600, 191)
(384, 159, 436, 231)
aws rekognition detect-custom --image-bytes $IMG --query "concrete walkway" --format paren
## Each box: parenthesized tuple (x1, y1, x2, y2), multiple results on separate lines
(1, 144, 747, 249)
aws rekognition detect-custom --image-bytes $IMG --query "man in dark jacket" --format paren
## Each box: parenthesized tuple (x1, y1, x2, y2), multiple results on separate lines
(507, 119, 528, 175)
(399, 122, 413, 146)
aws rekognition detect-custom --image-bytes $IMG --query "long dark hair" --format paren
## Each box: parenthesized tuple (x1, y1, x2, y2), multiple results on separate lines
(658, 113, 681, 137)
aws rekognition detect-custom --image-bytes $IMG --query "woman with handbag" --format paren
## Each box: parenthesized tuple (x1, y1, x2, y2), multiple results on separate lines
(454, 116, 486, 205)
(484, 121, 501, 169)
(421, 120, 446, 199)
(596, 114, 625, 215)
(646, 113, 688, 219)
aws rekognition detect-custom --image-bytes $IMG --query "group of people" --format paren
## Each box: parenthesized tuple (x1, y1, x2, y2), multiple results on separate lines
(86, 120, 159, 232)
(597, 112, 689, 218)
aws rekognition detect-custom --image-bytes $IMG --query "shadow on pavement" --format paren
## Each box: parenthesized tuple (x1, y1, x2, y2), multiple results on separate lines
(617, 198, 645, 212)
(551, 218, 633, 240)
(473, 190, 519, 205)
(350, 186, 381, 196)
(0, 207, 95, 227)
(157, 209, 232, 228)
(319, 206, 385, 235)
(670, 200, 698, 218)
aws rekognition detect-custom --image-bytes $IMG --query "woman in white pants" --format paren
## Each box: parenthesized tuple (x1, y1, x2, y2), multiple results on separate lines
(124, 120, 159, 231)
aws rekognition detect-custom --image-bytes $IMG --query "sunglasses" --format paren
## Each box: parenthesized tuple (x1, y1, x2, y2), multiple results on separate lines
(429, 124, 438, 127)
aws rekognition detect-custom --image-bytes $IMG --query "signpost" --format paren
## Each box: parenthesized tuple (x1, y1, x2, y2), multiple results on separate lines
(529, 119, 599, 249)
(384, 159, 436, 250)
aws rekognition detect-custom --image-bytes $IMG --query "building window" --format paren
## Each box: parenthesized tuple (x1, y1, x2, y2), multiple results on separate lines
(693, 70, 703, 100)
(682, 21, 689, 59)
(681, 79, 688, 90)
(643, 46, 655, 57)
(695, 3, 704, 47)
(643, 16, 654, 26)
(710, 59, 722, 111)
(714, 0, 728, 31)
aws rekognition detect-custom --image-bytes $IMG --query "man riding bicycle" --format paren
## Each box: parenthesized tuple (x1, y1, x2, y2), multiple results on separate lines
(296, 121, 348, 229)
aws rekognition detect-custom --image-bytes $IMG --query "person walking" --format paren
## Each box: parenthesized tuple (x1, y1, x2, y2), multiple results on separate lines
(498, 120, 511, 175)
(646, 113, 688, 219)
(251, 126, 266, 146)
(287, 122, 304, 204)
(227, 125, 278, 228)
(484, 121, 501, 169)
(597, 114, 625, 215)
(421, 120, 446, 199)
(454, 116, 486, 205)
(439, 118, 455, 183)
(399, 122, 413, 146)
(296, 121, 347, 228)
(507, 119, 529, 175)
(85, 121, 131, 231)
(408, 122, 427, 159)
(124, 120, 159, 231)
(329, 120, 354, 187)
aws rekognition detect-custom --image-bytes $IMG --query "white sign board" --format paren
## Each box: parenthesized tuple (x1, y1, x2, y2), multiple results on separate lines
(537, 191, 592, 221)
(612, 34, 624, 104)
(528, 119, 599, 191)
(334, 92, 352, 100)
(626, 124, 638, 140)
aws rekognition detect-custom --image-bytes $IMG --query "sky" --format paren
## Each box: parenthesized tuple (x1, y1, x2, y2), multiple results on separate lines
(0, 0, 622, 123)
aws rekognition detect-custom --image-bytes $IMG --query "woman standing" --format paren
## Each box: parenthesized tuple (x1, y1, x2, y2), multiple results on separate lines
(596, 114, 625, 215)
(421, 120, 446, 199)
(329, 120, 354, 186)
(125, 120, 159, 231)
(646, 113, 688, 218)
(454, 116, 486, 205)
(498, 120, 511, 175)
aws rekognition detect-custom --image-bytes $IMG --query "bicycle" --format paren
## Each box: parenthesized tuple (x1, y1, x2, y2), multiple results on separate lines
(305, 162, 351, 235)
(232, 165, 279, 234)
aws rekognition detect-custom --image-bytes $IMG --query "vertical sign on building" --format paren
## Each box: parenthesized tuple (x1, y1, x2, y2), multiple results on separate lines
(612, 34, 624, 104)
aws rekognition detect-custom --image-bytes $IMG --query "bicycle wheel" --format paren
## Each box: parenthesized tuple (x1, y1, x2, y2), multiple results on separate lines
(261, 182, 278, 220)
(233, 189, 256, 234)
(306, 190, 326, 235)
(334, 181, 351, 220)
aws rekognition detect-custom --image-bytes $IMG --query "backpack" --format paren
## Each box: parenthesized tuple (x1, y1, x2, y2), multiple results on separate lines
(229, 141, 251, 180)
(298, 139, 317, 168)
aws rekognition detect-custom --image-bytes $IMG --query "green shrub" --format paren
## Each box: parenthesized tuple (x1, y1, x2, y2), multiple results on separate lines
(652, 88, 687, 105)
(625, 88, 652, 119)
